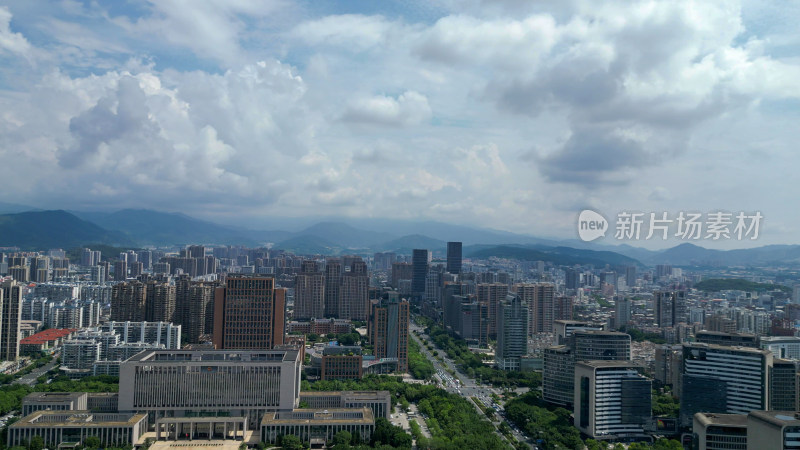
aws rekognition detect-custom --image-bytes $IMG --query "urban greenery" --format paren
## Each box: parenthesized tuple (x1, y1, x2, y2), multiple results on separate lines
(407, 338, 434, 380)
(694, 278, 791, 294)
(504, 391, 583, 450)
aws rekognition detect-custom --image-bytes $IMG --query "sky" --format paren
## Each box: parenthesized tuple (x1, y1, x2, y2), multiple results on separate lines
(1, 0, 799, 249)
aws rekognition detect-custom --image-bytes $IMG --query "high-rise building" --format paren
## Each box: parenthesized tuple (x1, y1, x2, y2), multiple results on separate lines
(615, 296, 632, 328)
(145, 281, 176, 323)
(625, 266, 637, 288)
(655, 264, 672, 279)
(679, 343, 772, 427)
(324, 259, 342, 318)
(113, 260, 128, 282)
(478, 283, 509, 339)
(565, 269, 580, 290)
(543, 329, 629, 407)
(339, 260, 369, 321)
(769, 359, 798, 411)
(81, 248, 101, 267)
(411, 249, 430, 295)
(110, 281, 147, 322)
(390, 262, 412, 290)
(574, 361, 652, 439)
(496, 293, 529, 371)
(654, 291, 687, 327)
(213, 275, 286, 350)
(369, 293, 409, 373)
(174, 275, 214, 344)
(1, 280, 23, 360)
(446, 242, 462, 275)
(294, 260, 325, 320)
(514, 283, 556, 335)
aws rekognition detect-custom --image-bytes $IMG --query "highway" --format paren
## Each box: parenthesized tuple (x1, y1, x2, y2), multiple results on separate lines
(14, 357, 59, 386)
(410, 321, 533, 449)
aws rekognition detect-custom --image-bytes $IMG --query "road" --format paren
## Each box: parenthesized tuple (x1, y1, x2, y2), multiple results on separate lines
(410, 321, 532, 448)
(14, 358, 59, 386)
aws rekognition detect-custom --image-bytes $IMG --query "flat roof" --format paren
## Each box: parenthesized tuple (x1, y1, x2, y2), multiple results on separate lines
(24, 392, 86, 402)
(694, 413, 748, 427)
(749, 410, 800, 426)
(300, 391, 390, 399)
(261, 408, 374, 426)
(12, 411, 147, 428)
(126, 349, 300, 363)
(576, 360, 641, 369)
(683, 342, 771, 355)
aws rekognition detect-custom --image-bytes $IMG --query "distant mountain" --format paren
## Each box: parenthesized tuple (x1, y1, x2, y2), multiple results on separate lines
(611, 242, 800, 266)
(0, 202, 38, 214)
(694, 278, 791, 293)
(0, 210, 132, 249)
(466, 245, 641, 267)
(274, 234, 341, 255)
(81, 209, 266, 246)
(379, 234, 447, 254)
(295, 222, 395, 248)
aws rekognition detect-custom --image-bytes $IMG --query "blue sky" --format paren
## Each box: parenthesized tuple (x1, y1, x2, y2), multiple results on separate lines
(1, 0, 799, 249)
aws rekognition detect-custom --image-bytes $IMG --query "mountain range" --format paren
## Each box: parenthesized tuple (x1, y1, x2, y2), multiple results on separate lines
(1, 207, 799, 267)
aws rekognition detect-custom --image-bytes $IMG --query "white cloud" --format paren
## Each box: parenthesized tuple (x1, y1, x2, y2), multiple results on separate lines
(0, 7, 31, 56)
(341, 91, 432, 126)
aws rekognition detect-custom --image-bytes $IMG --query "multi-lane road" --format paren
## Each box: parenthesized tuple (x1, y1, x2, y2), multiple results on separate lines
(410, 322, 533, 448)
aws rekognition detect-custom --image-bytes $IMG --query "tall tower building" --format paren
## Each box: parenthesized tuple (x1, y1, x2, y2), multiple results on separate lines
(411, 249, 430, 296)
(369, 293, 409, 373)
(145, 281, 176, 323)
(113, 260, 128, 282)
(110, 281, 147, 322)
(390, 262, 413, 289)
(294, 260, 325, 320)
(324, 259, 342, 318)
(654, 291, 687, 327)
(477, 283, 509, 339)
(679, 343, 772, 427)
(339, 260, 369, 321)
(213, 275, 286, 350)
(514, 283, 556, 336)
(615, 296, 632, 328)
(446, 242, 462, 275)
(0, 280, 23, 360)
(625, 266, 637, 288)
(174, 275, 215, 344)
(496, 293, 529, 371)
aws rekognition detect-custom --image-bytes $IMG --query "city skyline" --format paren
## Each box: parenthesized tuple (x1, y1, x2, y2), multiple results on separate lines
(1, 1, 799, 248)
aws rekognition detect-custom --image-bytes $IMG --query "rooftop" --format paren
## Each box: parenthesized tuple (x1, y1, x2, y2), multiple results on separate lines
(694, 413, 748, 427)
(12, 411, 147, 428)
(749, 410, 800, 426)
(127, 349, 300, 363)
(20, 328, 77, 345)
(261, 408, 374, 426)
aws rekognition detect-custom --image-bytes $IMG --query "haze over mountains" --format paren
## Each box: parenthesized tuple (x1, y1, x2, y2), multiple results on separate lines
(1, 207, 799, 267)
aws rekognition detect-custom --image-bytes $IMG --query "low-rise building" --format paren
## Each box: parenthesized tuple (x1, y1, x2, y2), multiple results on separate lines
(7, 411, 148, 448)
(260, 408, 374, 445)
(692, 413, 747, 450)
(299, 391, 390, 419)
(747, 410, 800, 450)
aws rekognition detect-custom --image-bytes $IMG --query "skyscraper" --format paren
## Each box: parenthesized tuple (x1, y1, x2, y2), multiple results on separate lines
(565, 269, 579, 290)
(0, 280, 22, 360)
(111, 281, 147, 322)
(213, 275, 286, 350)
(174, 275, 214, 344)
(446, 242, 462, 275)
(514, 283, 556, 335)
(113, 260, 128, 282)
(496, 293, 529, 371)
(294, 260, 325, 320)
(654, 291, 687, 327)
(339, 260, 369, 321)
(145, 281, 176, 323)
(625, 266, 637, 288)
(477, 283, 509, 339)
(324, 259, 342, 318)
(369, 293, 409, 373)
(411, 249, 430, 295)
(615, 296, 632, 328)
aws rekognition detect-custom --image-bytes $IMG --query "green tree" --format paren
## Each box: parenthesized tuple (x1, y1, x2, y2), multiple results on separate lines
(281, 434, 304, 450)
(29, 436, 44, 450)
(83, 436, 101, 449)
(331, 430, 352, 449)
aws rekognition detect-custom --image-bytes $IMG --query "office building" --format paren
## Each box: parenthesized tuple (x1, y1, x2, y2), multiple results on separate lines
(574, 361, 652, 439)
(680, 343, 772, 427)
(565, 269, 580, 290)
(446, 242, 462, 275)
(1, 279, 23, 360)
(299, 391, 391, 419)
(554, 320, 604, 346)
(321, 346, 363, 380)
(615, 296, 632, 328)
(747, 410, 800, 450)
(770, 359, 798, 411)
(696, 331, 758, 348)
(692, 413, 748, 450)
(260, 408, 374, 445)
(294, 260, 325, 320)
(7, 411, 148, 448)
(369, 293, 409, 373)
(574, 331, 631, 361)
(625, 266, 636, 288)
(496, 293, 529, 371)
(411, 249, 430, 295)
(654, 291, 687, 327)
(212, 275, 286, 350)
(118, 349, 301, 427)
(390, 262, 413, 290)
(761, 336, 800, 360)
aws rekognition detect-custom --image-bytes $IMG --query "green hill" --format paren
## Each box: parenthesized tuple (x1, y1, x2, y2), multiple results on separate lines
(0, 210, 132, 250)
(694, 278, 791, 293)
(467, 245, 640, 267)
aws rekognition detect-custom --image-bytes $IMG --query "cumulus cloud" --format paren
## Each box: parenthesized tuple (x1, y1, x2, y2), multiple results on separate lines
(341, 91, 432, 126)
(0, 7, 31, 56)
